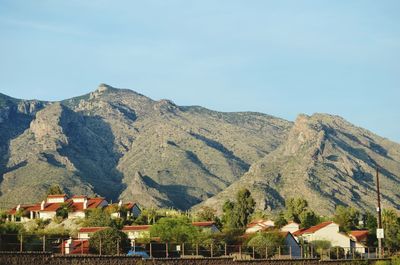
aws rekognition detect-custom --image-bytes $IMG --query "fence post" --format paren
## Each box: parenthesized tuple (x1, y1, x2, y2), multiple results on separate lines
(182, 243, 185, 256)
(320, 248, 323, 260)
(278, 246, 281, 259)
(211, 243, 213, 257)
(289, 245, 292, 259)
(224, 244, 227, 256)
(20, 234, 23, 252)
(196, 243, 199, 256)
(150, 243, 152, 258)
(166, 243, 168, 258)
(265, 246, 268, 259)
(239, 245, 242, 258)
(99, 237, 102, 255)
(252, 246, 255, 259)
(352, 247, 355, 259)
(81, 239, 83, 254)
(42, 235, 46, 252)
(311, 245, 313, 258)
(117, 239, 120, 255)
(367, 247, 370, 259)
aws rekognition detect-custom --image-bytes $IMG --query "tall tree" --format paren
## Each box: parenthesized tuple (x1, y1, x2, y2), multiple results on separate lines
(46, 184, 64, 196)
(382, 209, 400, 249)
(333, 206, 360, 232)
(284, 198, 308, 223)
(234, 188, 255, 228)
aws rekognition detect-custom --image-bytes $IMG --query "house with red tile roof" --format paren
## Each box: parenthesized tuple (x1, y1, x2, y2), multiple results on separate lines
(106, 200, 141, 219)
(192, 221, 220, 233)
(281, 221, 300, 234)
(122, 225, 151, 244)
(78, 227, 108, 239)
(245, 219, 275, 234)
(292, 221, 366, 254)
(6, 194, 108, 222)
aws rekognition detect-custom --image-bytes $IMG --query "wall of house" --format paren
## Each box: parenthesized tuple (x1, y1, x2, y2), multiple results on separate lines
(284, 236, 301, 258)
(69, 211, 85, 219)
(281, 224, 300, 234)
(47, 197, 66, 203)
(309, 225, 351, 250)
(39, 211, 56, 220)
(78, 233, 90, 239)
(131, 205, 141, 218)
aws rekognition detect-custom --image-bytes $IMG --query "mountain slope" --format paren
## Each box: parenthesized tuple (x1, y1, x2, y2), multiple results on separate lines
(199, 114, 400, 215)
(0, 84, 292, 209)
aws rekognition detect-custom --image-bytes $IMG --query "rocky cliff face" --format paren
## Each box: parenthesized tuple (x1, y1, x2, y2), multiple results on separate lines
(0, 85, 291, 210)
(199, 114, 400, 215)
(0, 86, 399, 214)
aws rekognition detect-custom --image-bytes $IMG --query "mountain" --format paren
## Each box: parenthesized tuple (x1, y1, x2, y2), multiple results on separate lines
(0, 84, 291, 210)
(0, 85, 399, 214)
(199, 114, 400, 215)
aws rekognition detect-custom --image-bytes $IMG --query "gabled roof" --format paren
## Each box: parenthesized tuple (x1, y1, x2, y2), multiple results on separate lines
(293, 221, 335, 236)
(122, 225, 151, 231)
(349, 230, 369, 242)
(78, 227, 107, 233)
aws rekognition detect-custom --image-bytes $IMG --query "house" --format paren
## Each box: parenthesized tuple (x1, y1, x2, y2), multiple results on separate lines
(6, 194, 108, 221)
(122, 225, 151, 245)
(78, 227, 107, 239)
(281, 222, 300, 233)
(349, 230, 369, 251)
(68, 196, 108, 219)
(107, 201, 141, 219)
(63, 238, 90, 254)
(293, 221, 366, 254)
(192, 221, 220, 233)
(245, 219, 275, 234)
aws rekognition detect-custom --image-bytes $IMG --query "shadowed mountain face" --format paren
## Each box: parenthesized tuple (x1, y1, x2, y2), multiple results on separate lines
(0, 85, 399, 214)
(0, 84, 291, 210)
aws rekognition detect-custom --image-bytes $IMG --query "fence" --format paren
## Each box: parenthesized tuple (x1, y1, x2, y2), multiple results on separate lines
(0, 234, 398, 260)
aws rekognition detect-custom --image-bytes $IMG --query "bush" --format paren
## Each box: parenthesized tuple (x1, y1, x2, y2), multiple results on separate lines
(89, 227, 130, 255)
(246, 231, 285, 258)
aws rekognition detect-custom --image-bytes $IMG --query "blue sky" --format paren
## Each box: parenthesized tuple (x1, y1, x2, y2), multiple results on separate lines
(0, 0, 399, 142)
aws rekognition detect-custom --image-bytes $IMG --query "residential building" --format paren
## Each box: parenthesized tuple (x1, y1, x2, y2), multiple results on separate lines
(78, 227, 107, 239)
(245, 219, 275, 234)
(107, 201, 141, 219)
(192, 221, 220, 233)
(281, 221, 300, 233)
(122, 225, 151, 244)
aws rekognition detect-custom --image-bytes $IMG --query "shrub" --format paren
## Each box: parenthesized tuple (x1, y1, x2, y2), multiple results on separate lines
(89, 227, 130, 255)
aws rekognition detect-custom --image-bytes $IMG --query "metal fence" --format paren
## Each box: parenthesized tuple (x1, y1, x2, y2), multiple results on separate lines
(0, 234, 398, 260)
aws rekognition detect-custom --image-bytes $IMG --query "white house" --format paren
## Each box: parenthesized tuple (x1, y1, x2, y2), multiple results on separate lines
(245, 219, 275, 234)
(122, 225, 151, 245)
(281, 222, 300, 233)
(68, 196, 108, 219)
(108, 201, 141, 219)
(281, 232, 302, 258)
(293, 221, 366, 254)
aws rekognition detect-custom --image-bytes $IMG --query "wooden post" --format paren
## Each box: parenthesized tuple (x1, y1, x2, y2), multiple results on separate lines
(311, 245, 313, 258)
(224, 244, 227, 256)
(367, 247, 370, 259)
(352, 247, 355, 259)
(182, 243, 185, 256)
(300, 246, 303, 259)
(61, 239, 64, 255)
(81, 239, 84, 254)
(117, 240, 120, 255)
(239, 245, 242, 258)
(278, 246, 281, 259)
(252, 246, 255, 259)
(99, 238, 102, 255)
(211, 243, 213, 257)
(149, 243, 153, 258)
(20, 234, 23, 252)
(42, 235, 46, 252)
(196, 243, 199, 256)
(265, 247, 268, 259)
(166, 243, 168, 258)
(336, 247, 339, 260)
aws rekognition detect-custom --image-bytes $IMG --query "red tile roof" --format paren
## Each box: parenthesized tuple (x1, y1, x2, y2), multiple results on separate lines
(78, 227, 107, 233)
(122, 225, 151, 231)
(69, 197, 106, 211)
(293, 221, 334, 236)
(349, 230, 369, 242)
(192, 221, 216, 227)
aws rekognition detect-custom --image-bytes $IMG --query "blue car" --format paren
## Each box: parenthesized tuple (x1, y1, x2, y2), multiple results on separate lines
(127, 246, 150, 259)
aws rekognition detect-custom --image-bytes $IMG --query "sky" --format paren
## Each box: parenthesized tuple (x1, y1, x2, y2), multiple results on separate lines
(0, 0, 399, 142)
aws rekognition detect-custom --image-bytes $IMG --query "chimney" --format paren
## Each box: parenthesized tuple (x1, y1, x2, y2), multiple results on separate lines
(118, 200, 122, 208)
(41, 201, 45, 211)
(16, 204, 21, 211)
(83, 198, 88, 210)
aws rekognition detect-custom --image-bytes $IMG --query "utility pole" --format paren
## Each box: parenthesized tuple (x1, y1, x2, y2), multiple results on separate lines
(376, 166, 383, 258)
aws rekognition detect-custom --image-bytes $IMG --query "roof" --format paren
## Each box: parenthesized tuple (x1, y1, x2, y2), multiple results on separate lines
(122, 225, 151, 231)
(192, 221, 216, 227)
(47, 194, 67, 198)
(78, 227, 108, 233)
(69, 197, 106, 211)
(294, 221, 334, 236)
(349, 230, 369, 242)
(41, 202, 68, 212)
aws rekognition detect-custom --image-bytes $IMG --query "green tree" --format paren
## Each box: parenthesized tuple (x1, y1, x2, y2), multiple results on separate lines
(274, 211, 288, 228)
(56, 202, 73, 219)
(46, 184, 64, 196)
(382, 209, 400, 249)
(89, 227, 130, 255)
(222, 200, 236, 228)
(333, 206, 360, 232)
(299, 210, 320, 229)
(246, 231, 285, 257)
(83, 208, 113, 227)
(284, 198, 308, 223)
(150, 216, 199, 243)
(363, 211, 377, 247)
(234, 188, 256, 228)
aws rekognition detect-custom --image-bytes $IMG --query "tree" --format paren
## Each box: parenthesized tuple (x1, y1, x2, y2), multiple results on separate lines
(150, 216, 199, 243)
(274, 211, 288, 228)
(46, 184, 64, 196)
(333, 206, 360, 232)
(89, 227, 130, 255)
(299, 210, 320, 229)
(56, 202, 73, 219)
(83, 208, 113, 227)
(222, 200, 236, 228)
(195, 206, 217, 221)
(284, 198, 308, 223)
(234, 188, 256, 228)
(363, 211, 377, 247)
(246, 231, 285, 257)
(382, 209, 400, 249)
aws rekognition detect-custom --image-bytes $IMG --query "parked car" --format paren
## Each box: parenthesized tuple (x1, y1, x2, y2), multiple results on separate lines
(127, 246, 150, 259)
